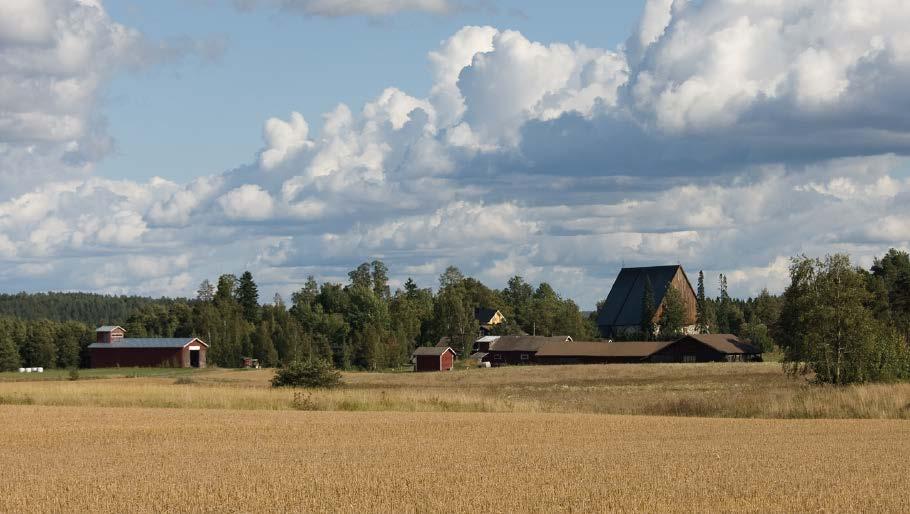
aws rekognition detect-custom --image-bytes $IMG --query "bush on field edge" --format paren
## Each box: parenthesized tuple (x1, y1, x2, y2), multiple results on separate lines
(272, 360, 343, 389)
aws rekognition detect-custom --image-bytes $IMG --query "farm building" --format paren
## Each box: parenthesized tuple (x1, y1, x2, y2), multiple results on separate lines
(534, 334, 762, 365)
(88, 326, 208, 368)
(663, 334, 763, 362)
(597, 265, 698, 338)
(412, 346, 456, 372)
(471, 335, 572, 366)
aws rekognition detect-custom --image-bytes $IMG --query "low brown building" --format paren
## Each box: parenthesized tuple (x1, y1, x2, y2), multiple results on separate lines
(476, 335, 573, 366)
(535, 334, 762, 365)
(89, 326, 208, 368)
(661, 334, 762, 362)
(412, 346, 456, 372)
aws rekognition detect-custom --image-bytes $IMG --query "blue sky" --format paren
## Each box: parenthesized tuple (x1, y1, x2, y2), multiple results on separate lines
(99, 1, 645, 182)
(2, 0, 910, 308)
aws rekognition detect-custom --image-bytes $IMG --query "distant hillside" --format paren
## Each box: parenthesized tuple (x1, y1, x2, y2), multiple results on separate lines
(0, 292, 184, 326)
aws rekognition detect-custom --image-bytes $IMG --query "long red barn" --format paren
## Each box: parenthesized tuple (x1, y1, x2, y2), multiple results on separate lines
(89, 326, 208, 368)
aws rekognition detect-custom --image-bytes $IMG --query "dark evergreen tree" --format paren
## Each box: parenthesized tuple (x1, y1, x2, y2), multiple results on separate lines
(696, 270, 709, 333)
(236, 271, 260, 324)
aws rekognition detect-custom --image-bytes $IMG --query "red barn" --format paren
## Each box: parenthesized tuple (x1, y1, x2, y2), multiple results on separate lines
(89, 326, 208, 368)
(412, 346, 456, 372)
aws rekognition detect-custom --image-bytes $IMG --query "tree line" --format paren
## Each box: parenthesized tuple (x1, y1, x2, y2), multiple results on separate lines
(1, 250, 909, 385)
(0, 263, 595, 371)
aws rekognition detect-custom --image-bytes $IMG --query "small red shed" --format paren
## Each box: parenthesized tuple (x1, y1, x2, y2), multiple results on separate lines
(89, 326, 208, 368)
(412, 346, 456, 372)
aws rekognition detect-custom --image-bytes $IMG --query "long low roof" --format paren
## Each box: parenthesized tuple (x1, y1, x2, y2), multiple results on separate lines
(536, 334, 760, 359)
(536, 341, 671, 358)
(88, 338, 206, 349)
(488, 335, 572, 352)
(680, 334, 761, 354)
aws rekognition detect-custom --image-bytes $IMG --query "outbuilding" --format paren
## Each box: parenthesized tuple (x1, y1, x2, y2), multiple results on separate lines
(89, 326, 208, 368)
(412, 346, 456, 372)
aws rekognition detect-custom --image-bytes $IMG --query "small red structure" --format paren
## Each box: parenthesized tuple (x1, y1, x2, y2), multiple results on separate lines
(412, 346, 456, 372)
(89, 326, 208, 368)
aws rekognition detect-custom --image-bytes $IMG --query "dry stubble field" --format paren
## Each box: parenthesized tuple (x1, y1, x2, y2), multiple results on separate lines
(1, 364, 909, 512)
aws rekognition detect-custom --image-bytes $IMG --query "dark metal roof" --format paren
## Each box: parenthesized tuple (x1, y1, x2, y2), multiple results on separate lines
(488, 335, 571, 353)
(678, 334, 762, 354)
(597, 266, 685, 328)
(412, 346, 455, 357)
(536, 340, 672, 358)
(88, 338, 205, 349)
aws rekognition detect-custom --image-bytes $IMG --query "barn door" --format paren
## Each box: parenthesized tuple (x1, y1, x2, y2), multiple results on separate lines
(190, 350, 200, 368)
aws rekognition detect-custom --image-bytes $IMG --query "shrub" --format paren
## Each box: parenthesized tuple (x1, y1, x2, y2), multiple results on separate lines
(271, 360, 342, 389)
(68, 368, 80, 381)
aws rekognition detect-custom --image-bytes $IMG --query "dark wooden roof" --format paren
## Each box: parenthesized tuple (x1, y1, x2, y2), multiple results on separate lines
(536, 340, 671, 358)
(597, 265, 691, 328)
(678, 334, 761, 354)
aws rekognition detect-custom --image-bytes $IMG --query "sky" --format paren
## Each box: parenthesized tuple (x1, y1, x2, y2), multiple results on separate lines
(2, 0, 910, 309)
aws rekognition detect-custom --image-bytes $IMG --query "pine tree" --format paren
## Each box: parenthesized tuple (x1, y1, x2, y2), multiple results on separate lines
(236, 271, 260, 324)
(696, 271, 709, 333)
(640, 277, 656, 340)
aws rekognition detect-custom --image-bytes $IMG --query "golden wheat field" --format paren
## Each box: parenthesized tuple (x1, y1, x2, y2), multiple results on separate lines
(2, 363, 910, 418)
(0, 405, 908, 513)
(2, 364, 910, 512)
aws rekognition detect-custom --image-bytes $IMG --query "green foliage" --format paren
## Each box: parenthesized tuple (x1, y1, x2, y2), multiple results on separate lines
(659, 286, 686, 337)
(271, 360, 342, 388)
(741, 321, 774, 353)
(778, 254, 910, 385)
(0, 334, 21, 371)
(68, 368, 80, 381)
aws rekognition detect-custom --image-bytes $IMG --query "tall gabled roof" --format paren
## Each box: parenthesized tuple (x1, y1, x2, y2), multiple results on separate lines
(597, 265, 691, 328)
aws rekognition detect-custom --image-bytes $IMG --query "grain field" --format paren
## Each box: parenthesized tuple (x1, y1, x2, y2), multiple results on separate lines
(1, 405, 908, 513)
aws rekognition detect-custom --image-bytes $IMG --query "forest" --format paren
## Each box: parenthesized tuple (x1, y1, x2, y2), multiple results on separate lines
(0, 249, 909, 380)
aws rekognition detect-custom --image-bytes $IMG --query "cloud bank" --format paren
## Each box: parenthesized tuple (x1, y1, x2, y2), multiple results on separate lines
(2, 0, 910, 307)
